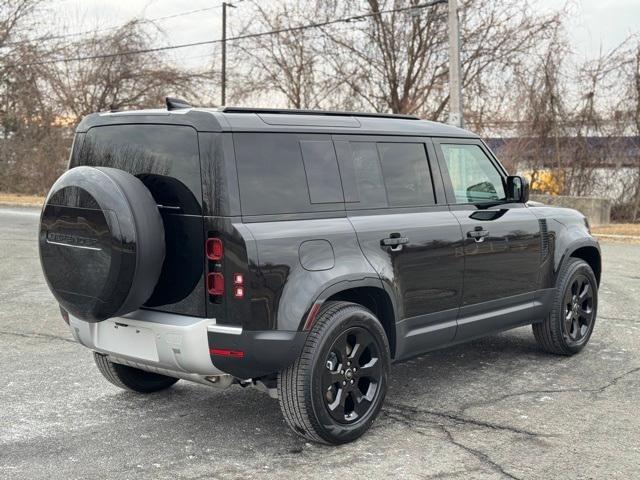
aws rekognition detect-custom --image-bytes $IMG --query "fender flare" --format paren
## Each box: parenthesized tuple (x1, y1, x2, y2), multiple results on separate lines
(297, 276, 399, 332)
(555, 236, 601, 284)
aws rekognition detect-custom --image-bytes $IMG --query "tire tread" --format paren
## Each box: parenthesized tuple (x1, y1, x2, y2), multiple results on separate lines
(277, 301, 385, 444)
(532, 257, 596, 355)
(93, 352, 178, 393)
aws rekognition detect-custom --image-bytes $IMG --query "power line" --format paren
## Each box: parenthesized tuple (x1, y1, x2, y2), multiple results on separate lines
(2, 5, 224, 48)
(4, 0, 447, 69)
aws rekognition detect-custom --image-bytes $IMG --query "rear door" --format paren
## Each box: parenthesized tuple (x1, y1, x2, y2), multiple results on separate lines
(71, 124, 206, 317)
(432, 138, 542, 339)
(334, 135, 464, 358)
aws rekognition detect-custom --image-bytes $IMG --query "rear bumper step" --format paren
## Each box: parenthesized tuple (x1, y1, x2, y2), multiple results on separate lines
(69, 310, 227, 380)
(68, 309, 308, 380)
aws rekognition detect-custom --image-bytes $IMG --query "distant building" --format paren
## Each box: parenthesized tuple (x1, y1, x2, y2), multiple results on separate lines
(485, 136, 640, 201)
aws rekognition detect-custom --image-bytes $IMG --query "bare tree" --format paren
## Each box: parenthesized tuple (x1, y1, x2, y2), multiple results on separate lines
(40, 21, 202, 121)
(227, 1, 341, 108)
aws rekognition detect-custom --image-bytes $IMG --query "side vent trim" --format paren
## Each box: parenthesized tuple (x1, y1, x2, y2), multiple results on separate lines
(539, 219, 550, 259)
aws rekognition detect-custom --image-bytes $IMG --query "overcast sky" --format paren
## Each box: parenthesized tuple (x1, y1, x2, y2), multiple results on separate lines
(44, 0, 640, 68)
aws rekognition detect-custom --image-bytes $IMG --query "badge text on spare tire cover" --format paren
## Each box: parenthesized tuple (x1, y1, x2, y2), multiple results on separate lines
(39, 166, 165, 322)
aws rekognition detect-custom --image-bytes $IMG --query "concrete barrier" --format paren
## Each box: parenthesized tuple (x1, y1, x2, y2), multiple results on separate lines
(531, 194, 612, 226)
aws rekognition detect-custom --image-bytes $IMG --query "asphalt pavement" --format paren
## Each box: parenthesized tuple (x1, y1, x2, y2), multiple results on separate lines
(1, 206, 639, 480)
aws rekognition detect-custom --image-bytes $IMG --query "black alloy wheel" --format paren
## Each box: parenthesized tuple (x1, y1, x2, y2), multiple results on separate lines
(562, 273, 595, 346)
(533, 257, 598, 355)
(278, 301, 390, 444)
(323, 327, 383, 424)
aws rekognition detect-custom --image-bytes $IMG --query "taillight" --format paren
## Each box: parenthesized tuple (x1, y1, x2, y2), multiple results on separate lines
(205, 236, 246, 301)
(206, 238, 223, 261)
(232, 272, 244, 298)
(207, 272, 224, 296)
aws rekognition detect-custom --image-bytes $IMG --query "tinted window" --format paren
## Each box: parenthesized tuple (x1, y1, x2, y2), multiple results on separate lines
(77, 125, 202, 213)
(440, 144, 506, 204)
(378, 143, 435, 206)
(350, 142, 388, 208)
(234, 133, 343, 216)
(336, 140, 436, 209)
(300, 140, 343, 204)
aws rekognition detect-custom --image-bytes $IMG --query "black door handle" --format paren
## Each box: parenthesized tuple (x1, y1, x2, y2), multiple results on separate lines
(467, 227, 489, 242)
(381, 233, 409, 251)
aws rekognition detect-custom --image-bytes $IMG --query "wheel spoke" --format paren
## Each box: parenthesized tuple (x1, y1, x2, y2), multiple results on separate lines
(351, 330, 374, 363)
(327, 387, 346, 417)
(571, 279, 579, 296)
(358, 357, 381, 380)
(352, 388, 373, 418)
(579, 305, 592, 318)
(579, 283, 591, 302)
(571, 317, 581, 339)
(333, 335, 350, 364)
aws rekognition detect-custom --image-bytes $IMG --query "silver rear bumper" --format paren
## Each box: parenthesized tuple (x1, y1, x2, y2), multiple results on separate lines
(69, 310, 232, 385)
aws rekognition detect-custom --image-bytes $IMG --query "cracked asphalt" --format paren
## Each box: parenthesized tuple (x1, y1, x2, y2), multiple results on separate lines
(1, 206, 639, 480)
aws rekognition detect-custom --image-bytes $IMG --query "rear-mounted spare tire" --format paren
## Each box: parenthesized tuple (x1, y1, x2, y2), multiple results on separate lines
(39, 166, 165, 322)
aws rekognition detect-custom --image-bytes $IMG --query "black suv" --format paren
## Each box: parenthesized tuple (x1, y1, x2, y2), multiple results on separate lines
(38, 102, 601, 444)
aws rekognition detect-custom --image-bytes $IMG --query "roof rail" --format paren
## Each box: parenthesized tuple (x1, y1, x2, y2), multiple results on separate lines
(220, 106, 419, 120)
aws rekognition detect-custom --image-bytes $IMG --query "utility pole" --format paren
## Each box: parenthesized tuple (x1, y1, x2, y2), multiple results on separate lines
(221, 2, 234, 106)
(447, 0, 463, 128)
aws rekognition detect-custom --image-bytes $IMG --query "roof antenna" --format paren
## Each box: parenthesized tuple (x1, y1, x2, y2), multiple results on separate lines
(166, 97, 192, 111)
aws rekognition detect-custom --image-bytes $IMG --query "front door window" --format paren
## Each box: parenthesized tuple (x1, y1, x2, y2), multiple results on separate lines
(440, 144, 506, 204)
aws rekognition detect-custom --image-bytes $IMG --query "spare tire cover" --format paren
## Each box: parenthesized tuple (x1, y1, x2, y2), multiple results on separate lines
(39, 166, 165, 322)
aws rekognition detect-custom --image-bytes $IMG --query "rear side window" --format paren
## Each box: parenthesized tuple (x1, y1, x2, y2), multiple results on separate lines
(234, 133, 343, 216)
(300, 140, 343, 204)
(336, 140, 436, 209)
(75, 125, 202, 213)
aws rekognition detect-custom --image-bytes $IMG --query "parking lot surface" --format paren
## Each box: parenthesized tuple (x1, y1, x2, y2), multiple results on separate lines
(1, 207, 639, 479)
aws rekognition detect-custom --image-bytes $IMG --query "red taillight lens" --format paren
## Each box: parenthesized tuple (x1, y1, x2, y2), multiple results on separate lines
(206, 238, 223, 261)
(210, 348, 244, 358)
(207, 272, 224, 296)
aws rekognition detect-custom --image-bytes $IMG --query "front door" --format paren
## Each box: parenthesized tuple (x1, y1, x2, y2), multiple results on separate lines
(333, 135, 464, 357)
(433, 138, 542, 340)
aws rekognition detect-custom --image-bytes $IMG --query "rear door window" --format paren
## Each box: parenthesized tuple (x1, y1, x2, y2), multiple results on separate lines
(75, 125, 202, 213)
(378, 142, 435, 207)
(335, 139, 436, 209)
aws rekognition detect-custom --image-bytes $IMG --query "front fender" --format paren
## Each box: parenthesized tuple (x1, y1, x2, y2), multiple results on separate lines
(550, 212, 600, 284)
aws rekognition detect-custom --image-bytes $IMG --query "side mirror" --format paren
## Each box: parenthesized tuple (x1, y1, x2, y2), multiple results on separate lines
(506, 175, 529, 203)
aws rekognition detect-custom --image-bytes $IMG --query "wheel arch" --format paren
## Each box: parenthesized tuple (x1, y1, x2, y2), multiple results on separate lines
(570, 245, 601, 285)
(302, 280, 398, 359)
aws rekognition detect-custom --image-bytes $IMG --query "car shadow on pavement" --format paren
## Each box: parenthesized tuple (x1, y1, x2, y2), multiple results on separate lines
(90, 327, 550, 450)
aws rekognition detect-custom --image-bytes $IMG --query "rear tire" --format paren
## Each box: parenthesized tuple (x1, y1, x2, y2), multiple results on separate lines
(533, 258, 598, 355)
(277, 301, 390, 445)
(94, 352, 179, 393)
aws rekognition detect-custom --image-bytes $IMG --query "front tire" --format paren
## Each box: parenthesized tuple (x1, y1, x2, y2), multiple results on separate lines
(94, 352, 179, 393)
(278, 301, 390, 445)
(533, 258, 598, 355)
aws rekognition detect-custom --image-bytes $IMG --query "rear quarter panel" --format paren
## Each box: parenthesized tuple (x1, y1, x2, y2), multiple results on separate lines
(243, 218, 379, 331)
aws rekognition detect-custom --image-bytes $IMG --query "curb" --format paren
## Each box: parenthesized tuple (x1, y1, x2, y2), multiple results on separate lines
(0, 202, 43, 208)
(593, 233, 640, 243)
